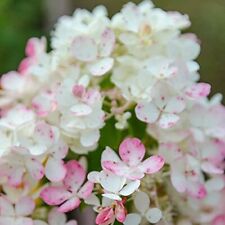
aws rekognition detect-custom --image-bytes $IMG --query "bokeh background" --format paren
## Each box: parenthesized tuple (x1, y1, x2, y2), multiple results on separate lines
(0, 0, 225, 102)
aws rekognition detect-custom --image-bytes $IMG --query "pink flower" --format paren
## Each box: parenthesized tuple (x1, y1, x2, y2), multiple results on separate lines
(96, 199, 127, 225)
(101, 138, 164, 180)
(40, 160, 93, 213)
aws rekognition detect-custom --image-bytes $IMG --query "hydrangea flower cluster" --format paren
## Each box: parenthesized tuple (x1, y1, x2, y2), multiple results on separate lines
(0, 1, 224, 225)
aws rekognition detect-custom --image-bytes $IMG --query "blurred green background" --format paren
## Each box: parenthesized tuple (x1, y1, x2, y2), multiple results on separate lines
(0, 0, 224, 101)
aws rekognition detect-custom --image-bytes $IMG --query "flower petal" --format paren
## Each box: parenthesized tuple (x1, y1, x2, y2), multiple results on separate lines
(63, 160, 86, 192)
(119, 138, 145, 167)
(96, 207, 114, 225)
(115, 201, 126, 223)
(40, 186, 71, 206)
(0, 196, 14, 216)
(119, 180, 140, 196)
(15, 197, 35, 216)
(99, 28, 115, 57)
(71, 36, 97, 62)
(134, 191, 150, 215)
(123, 213, 142, 225)
(185, 83, 211, 99)
(139, 155, 164, 174)
(164, 97, 185, 114)
(45, 158, 67, 182)
(88, 58, 114, 76)
(25, 158, 44, 180)
(135, 103, 160, 123)
(99, 171, 126, 193)
(48, 208, 66, 225)
(145, 208, 162, 223)
(77, 181, 94, 199)
(58, 197, 81, 213)
(158, 113, 180, 129)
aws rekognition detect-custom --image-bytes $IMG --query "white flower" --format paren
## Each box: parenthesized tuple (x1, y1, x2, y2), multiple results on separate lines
(124, 191, 162, 225)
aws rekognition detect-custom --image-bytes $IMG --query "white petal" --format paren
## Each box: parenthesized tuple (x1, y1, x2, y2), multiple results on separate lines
(70, 103, 92, 116)
(123, 213, 142, 225)
(89, 58, 114, 76)
(119, 180, 140, 196)
(15, 197, 35, 216)
(71, 36, 97, 62)
(164, 97, 185, 114)
(135, 103, 160, 123)
(48, 208, 66, 225)
(45, 158, 67, 182)
(145, 208, 162, 223)
(80, 130, 100, 147)
(102, 193, 122, 201)
(158, 113, 180, 129)
(134, 191, 150, 215)
(99, 171, 126, 193)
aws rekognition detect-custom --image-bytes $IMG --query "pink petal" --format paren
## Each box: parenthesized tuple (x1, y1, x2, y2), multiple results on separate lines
(34, 121, 57, 146)
(119, 138, 145, 167)
(99, 28, 115, 57)
(58, 197, 81, 213)
(88, 57, 114, 76)
(25, 37, 45, 57)
(63, 160, 86, 192)
(185, 83, 211, 99)
(115, 202, 126, 223)
(0, 196, 14, 216)
(71, 36, 98, 62)
(102, 161, 129, 177)
(77, 181, 94, 199)
(18, 58, 33, 74)
(140, 155, 164, 174)
(40, 186, 71, 206)
(158, 113, 180, 129)
(45, 158, 67, 182)
(32, 90, 57, 117)
(201, 161, 224, 174)
(96, 207, 114, 225)
(25, 158, 44, 180)
(15, 197, 35, 216)
(135, 103, 160, 123)
(187, 182, 207, 199)
(212, 215, 225, 225)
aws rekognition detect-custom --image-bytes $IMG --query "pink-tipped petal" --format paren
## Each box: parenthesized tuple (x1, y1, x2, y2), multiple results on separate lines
(185, 83, 211, 99)
(77, 181, 94, 199)
(25, 158, 44, 180)
(119, 138, 145, 166)
(140, 155, 165, 174)
(63, 160, 86, 192)
(135, 103, 160, 124)
(102, 161, 129, 177)
(40, 186, 71, 206)
(95, 207, 114, 225)
(45, 158, 67, 182)
(58, 197, 81, 213)
(158, 113, 180, 129)
(115, 202, 127, 223)
(71, 36, 98, 62)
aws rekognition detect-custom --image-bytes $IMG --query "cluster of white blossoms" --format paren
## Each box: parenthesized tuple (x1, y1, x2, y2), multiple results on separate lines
(0, 1, 225, 225)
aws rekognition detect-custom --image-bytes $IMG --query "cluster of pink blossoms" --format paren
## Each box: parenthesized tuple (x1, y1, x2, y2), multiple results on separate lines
(0, 1, 224, 225)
